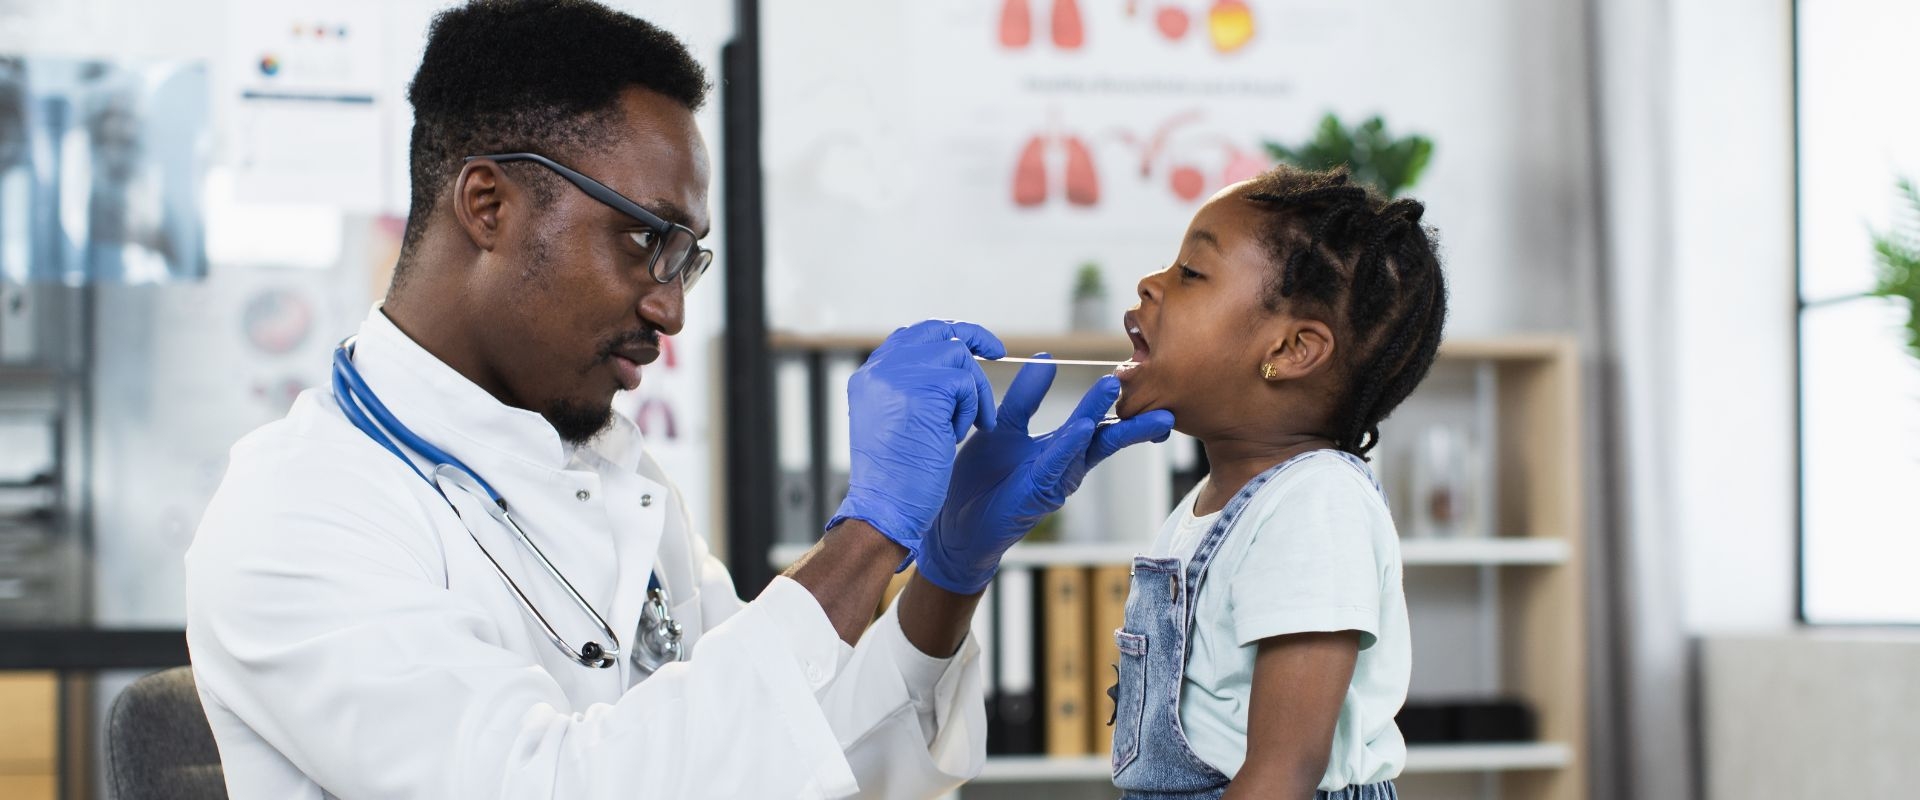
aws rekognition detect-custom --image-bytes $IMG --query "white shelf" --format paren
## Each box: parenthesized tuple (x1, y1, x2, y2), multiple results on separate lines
(1403, 742, 1573, 773)
(967, 742, 1570, 783)
(770, 538, 1568, 570)
(975, 755, 1107, 783)
(1401, 538, 1570, 566)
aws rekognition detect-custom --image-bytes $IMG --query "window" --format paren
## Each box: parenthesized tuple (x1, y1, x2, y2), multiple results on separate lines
(1796, 0, 1920, 624)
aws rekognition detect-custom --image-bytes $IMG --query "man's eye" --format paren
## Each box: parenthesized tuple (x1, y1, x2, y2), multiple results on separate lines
(628, 230, 657, 250)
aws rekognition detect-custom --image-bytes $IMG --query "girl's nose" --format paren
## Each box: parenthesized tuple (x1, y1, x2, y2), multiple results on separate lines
(1136, 270, 1163, 305)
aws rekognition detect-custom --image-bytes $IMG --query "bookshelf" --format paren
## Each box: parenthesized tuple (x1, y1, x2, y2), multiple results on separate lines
(765, 333, 1588, 800)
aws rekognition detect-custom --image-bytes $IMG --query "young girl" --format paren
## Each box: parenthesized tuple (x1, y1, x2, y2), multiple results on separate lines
(1108, 165, 1446, 800)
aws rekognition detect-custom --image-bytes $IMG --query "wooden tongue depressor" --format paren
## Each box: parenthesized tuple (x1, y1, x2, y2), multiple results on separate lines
(974, 355, 1137, 368)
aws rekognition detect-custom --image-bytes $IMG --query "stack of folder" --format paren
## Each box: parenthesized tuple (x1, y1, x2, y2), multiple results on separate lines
(983, 564, 1135, 758)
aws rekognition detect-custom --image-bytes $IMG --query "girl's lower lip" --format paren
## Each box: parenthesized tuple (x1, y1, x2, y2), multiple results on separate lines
(612, 355, 642, 391)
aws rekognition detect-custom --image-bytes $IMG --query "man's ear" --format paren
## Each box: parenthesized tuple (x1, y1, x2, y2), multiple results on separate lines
(1261, 318, 1335, 382)
(452, 160, 508, 252)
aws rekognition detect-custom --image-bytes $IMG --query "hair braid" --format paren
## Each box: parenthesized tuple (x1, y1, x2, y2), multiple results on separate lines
(1241, 164, 1450, 459)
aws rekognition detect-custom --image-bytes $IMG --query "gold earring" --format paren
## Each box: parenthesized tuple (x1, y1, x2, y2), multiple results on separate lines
(1261, 363, 1278, 380)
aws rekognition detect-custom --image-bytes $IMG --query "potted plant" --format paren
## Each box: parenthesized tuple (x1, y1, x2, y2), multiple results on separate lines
(1264, 113, 1434, 198)
(1871, 177, 1920, 361)
(1070, 261, 1106, 332)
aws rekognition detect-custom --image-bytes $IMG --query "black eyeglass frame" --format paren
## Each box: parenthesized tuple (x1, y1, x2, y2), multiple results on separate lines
(463, 152, 713, 290)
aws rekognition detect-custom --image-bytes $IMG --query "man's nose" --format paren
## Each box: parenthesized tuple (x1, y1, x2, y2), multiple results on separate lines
(639, 280, 686, 337)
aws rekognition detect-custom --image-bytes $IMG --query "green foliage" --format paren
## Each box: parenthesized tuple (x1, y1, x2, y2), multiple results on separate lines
(1871, 177, 1920, 361)
(1073, 262, 1105, 300)
(1264, 113, 1435, 198)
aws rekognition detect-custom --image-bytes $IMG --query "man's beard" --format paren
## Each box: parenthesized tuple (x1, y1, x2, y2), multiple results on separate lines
(544, 329, 662, 446)
(544, 399, 614, 447)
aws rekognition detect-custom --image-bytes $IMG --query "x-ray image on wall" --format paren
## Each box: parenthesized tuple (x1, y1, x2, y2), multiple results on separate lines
(0, 56, 209, 285)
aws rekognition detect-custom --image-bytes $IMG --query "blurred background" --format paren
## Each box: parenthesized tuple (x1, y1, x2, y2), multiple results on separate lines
(0, 0, 1914, 798)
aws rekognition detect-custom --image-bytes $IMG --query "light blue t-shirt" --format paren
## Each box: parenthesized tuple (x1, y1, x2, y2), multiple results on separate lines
(1148, 450, 1410, 791)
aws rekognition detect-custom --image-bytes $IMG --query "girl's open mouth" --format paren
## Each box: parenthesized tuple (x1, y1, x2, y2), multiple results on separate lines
(1118, 312, 1151, 379)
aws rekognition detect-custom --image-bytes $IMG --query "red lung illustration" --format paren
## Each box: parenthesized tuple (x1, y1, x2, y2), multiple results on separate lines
(1170, 164, 1207, 201)
(1052, 0, 1085, 49)
(1064, 135, 1100, 206)
(999, 0, 1032, 48)
(1155, 5, 1190, 40)
(1013, 135, 1049, 207)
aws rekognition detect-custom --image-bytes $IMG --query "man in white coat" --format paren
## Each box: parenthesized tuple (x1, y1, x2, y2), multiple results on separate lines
(183, 1, 1175, 798)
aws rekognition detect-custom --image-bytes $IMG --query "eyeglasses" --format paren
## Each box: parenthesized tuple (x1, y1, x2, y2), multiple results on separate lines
(464, 152, 713, 292)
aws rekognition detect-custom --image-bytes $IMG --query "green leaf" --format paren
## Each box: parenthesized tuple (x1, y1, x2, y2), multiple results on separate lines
(1265, 112, 1435, 196)
(1870, 175, 1920, 361)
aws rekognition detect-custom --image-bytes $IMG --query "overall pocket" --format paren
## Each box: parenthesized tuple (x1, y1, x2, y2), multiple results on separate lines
(1109, 630, 1149, 777)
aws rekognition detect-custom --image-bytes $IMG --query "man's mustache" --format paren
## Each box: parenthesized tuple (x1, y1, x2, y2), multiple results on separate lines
(597, 328, 662, 359)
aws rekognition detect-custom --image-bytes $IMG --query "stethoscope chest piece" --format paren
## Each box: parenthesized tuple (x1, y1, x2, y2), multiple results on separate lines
(633, 584, 684, 677)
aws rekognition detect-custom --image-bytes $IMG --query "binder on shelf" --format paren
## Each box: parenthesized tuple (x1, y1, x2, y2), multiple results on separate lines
(821, 354, 859, 517)
(773, 355, 818, 545)
(988, 567, 1042, 755)
(1088, 563, 1131, 756)
(1043, 566, 1092, 756)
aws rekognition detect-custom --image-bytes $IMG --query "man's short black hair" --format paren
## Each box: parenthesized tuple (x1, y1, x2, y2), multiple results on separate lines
(399, 0, 709, 264)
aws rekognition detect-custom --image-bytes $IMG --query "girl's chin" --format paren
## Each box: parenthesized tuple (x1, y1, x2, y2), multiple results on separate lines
(1113, 391, 1155, 421)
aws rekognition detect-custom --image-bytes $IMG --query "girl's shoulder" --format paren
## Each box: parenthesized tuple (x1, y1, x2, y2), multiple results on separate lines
(1234, 449, 1398, 548)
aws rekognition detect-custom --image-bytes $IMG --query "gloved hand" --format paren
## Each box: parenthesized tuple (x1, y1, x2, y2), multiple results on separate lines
(916, 359, 1178, 594)
(828, 320, 1005, 563)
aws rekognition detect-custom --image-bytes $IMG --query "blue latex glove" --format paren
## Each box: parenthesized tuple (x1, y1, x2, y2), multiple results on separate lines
(828, 320, 1006, 562)
(916, 359, 1178, 594)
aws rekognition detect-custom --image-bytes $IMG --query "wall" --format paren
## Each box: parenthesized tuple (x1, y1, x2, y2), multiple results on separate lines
(1582, 0, 1800, 794)
(1667, 0, 1798, 634)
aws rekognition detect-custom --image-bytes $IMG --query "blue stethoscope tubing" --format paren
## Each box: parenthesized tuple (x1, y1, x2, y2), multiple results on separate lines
(331, 337, 680, 671)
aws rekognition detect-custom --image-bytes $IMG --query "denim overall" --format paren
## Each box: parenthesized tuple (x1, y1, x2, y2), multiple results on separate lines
(1110, 451, 1399, 800)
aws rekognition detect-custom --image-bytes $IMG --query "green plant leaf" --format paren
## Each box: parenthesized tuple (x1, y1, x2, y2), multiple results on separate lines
(1870, 176, 1920, 360)
(1265, 112, 1435, 196)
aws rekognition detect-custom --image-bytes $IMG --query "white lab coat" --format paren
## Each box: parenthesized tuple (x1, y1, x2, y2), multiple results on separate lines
(184, 309, 987, 799)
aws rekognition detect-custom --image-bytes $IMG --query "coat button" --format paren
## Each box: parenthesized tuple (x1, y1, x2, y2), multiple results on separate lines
(575, 490, 591, 501)
(640, 494, 654, 507)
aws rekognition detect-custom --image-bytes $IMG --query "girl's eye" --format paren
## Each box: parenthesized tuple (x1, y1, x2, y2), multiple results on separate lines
(627, 230, 658, 251)
(1179, 264, 1201, 279)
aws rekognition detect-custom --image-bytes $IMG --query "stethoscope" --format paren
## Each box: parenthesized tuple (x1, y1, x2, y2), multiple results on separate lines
(330, 338, 683, 674)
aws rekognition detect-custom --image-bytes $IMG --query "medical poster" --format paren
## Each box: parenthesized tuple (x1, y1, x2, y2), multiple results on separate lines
(224, 0, 387, 211)
(763, 0, 1363, 335)
(907, 0, 1358, 227)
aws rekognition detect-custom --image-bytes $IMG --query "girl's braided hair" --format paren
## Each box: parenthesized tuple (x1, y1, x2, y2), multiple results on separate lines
(1244, 166, 1449, 458)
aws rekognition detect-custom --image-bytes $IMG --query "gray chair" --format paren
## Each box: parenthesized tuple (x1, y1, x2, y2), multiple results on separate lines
(106, 666, 228, 800)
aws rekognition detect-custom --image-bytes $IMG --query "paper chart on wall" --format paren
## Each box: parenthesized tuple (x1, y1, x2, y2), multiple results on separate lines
(904, 0, 1358, 233)
(224, 0, 386, 212)
(762, 0, 1359, 334)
